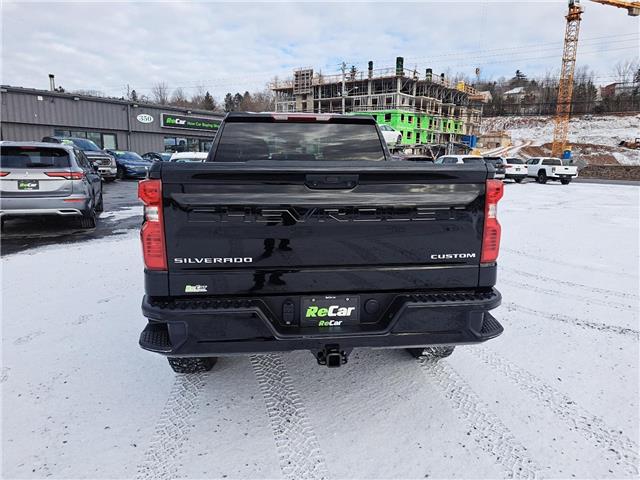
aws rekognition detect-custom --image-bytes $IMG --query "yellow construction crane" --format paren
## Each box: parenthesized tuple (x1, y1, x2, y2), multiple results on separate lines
(590, 0, 640, 15)
(550, 0, 639, 158)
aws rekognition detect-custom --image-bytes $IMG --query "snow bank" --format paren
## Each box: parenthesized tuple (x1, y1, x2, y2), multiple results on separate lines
(482, 114, 640, 165)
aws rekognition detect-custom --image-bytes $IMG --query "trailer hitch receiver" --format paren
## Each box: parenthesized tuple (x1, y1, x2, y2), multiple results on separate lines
(315, 344, 349, 368)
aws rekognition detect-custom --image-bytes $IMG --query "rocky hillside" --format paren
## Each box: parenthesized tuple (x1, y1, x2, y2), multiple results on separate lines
(480, 114, 639, 165)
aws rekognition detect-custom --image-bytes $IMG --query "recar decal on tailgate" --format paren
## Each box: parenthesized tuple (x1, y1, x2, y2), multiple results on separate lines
(185, 284, 208, 293)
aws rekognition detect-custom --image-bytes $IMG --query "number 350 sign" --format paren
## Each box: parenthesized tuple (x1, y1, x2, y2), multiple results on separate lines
(136, 113, 154, 124)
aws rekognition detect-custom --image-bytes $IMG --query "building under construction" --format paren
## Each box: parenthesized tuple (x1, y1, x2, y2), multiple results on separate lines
(271, 57, 486, 147)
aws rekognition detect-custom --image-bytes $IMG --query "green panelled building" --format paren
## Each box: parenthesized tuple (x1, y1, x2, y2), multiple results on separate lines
(352, 110, 463, 146)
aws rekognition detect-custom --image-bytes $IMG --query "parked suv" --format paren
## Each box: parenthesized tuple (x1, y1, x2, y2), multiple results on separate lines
(435, 155, 486, 165)
(42, 136, 117, 182)
(482, 157, 506, 180)
(0, 141, 103, 228)
(436, 155, 504, 179)
(503, 157, 527, 183)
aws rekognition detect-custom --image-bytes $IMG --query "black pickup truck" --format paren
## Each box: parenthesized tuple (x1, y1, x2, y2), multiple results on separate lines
(138, 113, 504, 372)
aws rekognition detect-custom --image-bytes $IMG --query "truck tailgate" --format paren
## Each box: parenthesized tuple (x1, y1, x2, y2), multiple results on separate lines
(159, 162, 490, 296)
(556, 166, 577, 175)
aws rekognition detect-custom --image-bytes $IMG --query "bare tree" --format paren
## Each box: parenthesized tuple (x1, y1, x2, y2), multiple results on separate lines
(613, 59, 639, 84)
(189, 85, 207, 108)
(171, 87, 190, 107)
(151, 81, 170, 105)
(249, 88, 275, 111)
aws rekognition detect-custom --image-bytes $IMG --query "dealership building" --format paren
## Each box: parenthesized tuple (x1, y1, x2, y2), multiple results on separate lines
(0, 85, 225, 154)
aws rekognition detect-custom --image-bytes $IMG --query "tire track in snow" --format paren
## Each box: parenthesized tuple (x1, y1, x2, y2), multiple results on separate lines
(500, 278, 634, 311)
(417, 358, 540, 479)
(501, 267, 638, 301)
(502, 247, 636, 279)
(504, 302, 639, 338)
(136, 372, 208, 480)
(470, 347, 640, 477)
(251, 354, 329, 480)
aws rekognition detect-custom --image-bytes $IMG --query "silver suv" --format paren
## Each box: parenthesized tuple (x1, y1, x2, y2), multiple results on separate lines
(0, 141, 103, 228)
(42, 136, 117, 182)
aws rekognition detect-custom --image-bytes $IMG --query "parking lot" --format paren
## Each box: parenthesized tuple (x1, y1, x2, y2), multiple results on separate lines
(2, 180, 638, 479)
(1, 180, 141, 256)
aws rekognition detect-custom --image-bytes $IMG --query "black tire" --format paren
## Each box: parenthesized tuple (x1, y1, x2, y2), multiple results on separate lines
(104, 177, 116, 183)
(95, 190, 104, 213)
(116, 166, 124, 180)
(168, 357, 217, 374)
(514, 178, 524, 184)
(561, 178, 571, 185)
(407, 346, 456, 359)
(537, 170, 547, 184)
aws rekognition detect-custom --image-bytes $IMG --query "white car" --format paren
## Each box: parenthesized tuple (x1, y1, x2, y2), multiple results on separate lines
(378, 124, 402, 146)
(503, 157, 527, 183)
(169, 152, 208, 163)
(526, 157, 578, 185)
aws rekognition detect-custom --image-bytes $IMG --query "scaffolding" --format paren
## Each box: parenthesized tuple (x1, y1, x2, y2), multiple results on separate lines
(271, 58, 484, 146)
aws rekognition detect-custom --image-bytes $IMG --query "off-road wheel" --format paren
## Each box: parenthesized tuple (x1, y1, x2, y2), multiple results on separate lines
(116, 166, 124, 180)
(560, 178, 571, 185)
(168, 357, 217, 374)
(407, 346, 456, 360)
(537, 171, 548, 184)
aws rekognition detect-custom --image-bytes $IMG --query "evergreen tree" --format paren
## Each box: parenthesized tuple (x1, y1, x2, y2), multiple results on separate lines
(202, 91, 216, 110)
(233, 93, 243, 110)
(224, 93, 235, 112)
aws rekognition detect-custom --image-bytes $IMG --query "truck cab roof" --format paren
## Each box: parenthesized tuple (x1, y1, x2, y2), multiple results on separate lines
(224, 112, 377, 124)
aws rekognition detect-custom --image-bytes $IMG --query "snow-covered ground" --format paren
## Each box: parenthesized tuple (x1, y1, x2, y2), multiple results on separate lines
(481, 115, 640, 165)
(2, 183, 639, 479)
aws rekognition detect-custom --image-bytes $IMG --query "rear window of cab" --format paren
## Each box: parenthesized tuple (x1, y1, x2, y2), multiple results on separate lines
(213, 122, 385, 162)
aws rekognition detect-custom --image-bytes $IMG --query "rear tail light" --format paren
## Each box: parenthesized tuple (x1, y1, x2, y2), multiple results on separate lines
(138, 179, 167, 270)
(45, 171, 84, 180)
(481, 179, 504, 264)
(0, 172, 9, 177)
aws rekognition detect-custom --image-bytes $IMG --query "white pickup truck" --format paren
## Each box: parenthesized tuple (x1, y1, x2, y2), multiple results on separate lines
(526, 157, 578, 185)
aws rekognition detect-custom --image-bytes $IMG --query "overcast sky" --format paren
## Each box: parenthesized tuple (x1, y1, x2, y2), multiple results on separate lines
(1, 1, 638, 100)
